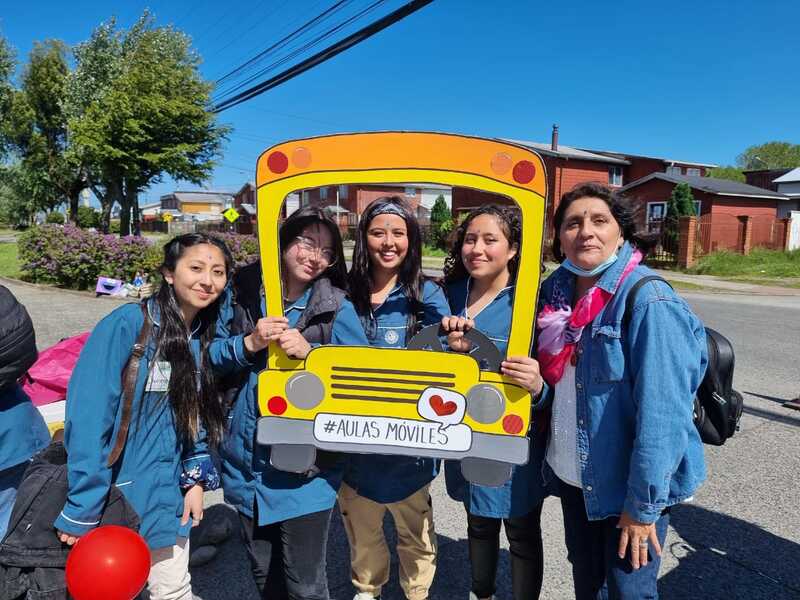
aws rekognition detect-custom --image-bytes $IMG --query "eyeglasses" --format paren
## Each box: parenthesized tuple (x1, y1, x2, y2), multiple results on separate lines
(294, 236, 337, 266)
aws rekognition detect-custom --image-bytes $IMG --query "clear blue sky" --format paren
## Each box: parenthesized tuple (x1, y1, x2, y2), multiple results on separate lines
(2, 0, 799, 205)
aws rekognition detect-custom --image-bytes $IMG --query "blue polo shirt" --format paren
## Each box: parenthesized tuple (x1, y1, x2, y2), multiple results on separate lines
(343, 280, 451, 504)
(443, 278, 549, 519)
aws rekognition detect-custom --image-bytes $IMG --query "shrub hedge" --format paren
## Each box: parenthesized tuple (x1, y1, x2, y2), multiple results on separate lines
(18, 225, 259, 290)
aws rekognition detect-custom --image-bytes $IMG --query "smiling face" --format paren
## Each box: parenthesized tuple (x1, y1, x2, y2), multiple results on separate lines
(163, 243, 227, 320)
(366, 213, 409, 276)
(558, 196, 623, 270)
(282, 222, 335, 290)
(460, 213, 518, 282)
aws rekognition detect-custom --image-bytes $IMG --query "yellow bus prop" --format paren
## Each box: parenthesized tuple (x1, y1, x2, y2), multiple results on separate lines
(256, 132, 547, 486)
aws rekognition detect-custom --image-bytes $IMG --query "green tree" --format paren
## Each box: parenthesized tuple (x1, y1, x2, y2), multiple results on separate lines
(0, 36, 16, 161)
(707, 166, 745, 182)
(664, 182, 695, 253)
(429, 194, 452, 249)
(4, 41, 86, 222)
(66, 13, 228, 235)
(75, 205, 101, 228)
(737, 142, 800, 170)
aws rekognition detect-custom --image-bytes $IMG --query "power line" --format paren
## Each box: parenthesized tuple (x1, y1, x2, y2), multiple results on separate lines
(212, 0, 388, 102)
(212, 0, 434, 113)
(214, 0, 353, 87)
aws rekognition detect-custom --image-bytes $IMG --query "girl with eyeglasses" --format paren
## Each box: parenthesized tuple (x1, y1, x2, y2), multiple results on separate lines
(210, 206, 368, 600)
(338, 196, 451, 600)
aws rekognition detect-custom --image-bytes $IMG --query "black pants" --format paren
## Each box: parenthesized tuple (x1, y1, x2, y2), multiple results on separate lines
(467, 503, 544, 600)
(238, 506, 333, 600)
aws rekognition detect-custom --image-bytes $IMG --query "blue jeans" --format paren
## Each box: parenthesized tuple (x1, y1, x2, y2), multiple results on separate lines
(559, 480, 670, 600)
(0, 461, 29, 541)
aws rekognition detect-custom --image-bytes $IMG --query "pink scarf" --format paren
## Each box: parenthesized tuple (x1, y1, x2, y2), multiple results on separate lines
(536, 250, 642, 385)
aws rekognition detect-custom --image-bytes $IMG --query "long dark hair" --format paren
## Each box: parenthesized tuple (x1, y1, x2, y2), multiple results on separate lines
(150, 233, 233, 448)
(280, 205, 348, 291)
(552, 182, 654, 261)
(444, 204, 522, 285)
(348, 196, 426, 340)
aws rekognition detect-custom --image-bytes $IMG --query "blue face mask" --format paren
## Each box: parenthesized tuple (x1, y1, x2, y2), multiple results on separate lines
(561, 247, 621, 278)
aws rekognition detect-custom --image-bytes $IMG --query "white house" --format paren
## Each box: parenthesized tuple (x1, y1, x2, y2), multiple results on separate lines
(773, 168, 800, 218)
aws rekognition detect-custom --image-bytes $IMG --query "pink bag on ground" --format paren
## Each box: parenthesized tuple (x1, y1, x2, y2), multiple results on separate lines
(21, 332, 90, 407)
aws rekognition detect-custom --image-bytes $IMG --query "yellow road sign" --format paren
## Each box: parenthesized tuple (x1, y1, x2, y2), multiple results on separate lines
(223, 207, 240, 223)
(162, 213, 173, 222)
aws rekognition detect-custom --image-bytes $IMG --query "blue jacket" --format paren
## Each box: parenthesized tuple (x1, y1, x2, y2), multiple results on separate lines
(53, 301, 219, 549)
(343, 280, 451, 503)
(210, 284, 369, 525)
(444, 278, 550, 518)
(0, 385, 50, 472)
(538, 242, 707, 523)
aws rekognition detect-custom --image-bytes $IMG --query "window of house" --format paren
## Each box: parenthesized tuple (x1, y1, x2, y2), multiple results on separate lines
(405, 187, 417, 197)
(319, 187, 328, 200)
(686, 168, 701, 176)
(693, 200, 701, 215)
(338, 185, 349, 198)
(666, 166, 682, 175)
(608, 166, 623, 186)
(646, 202, 667, 232)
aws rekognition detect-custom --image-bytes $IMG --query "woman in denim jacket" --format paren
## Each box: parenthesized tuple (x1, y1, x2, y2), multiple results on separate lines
(537, 183, 707, 599)
(54, 234, 230, 600)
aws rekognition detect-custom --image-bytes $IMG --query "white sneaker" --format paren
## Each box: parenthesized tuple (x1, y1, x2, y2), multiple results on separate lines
(468, 593, 494, 600)
(353, 593, 379, 600)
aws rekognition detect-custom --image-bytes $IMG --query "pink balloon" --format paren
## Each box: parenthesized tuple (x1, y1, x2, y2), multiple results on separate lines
(66, 526, 150, 600)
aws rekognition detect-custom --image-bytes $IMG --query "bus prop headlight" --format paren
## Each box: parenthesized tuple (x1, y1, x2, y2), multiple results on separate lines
(465, 384, 505, 424)
(285, 371, 325, 410)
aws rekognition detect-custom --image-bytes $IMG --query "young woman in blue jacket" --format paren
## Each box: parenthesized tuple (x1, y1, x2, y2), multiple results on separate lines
(537, 183, 706, 599)
(209, 206, 368, 600)
(54, 233, 232, 600)
(441, 205, 549, 600)
(339, 196, 450, 600)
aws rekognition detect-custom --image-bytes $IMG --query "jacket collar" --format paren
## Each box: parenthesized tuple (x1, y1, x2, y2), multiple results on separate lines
(146, 298, 203, 337)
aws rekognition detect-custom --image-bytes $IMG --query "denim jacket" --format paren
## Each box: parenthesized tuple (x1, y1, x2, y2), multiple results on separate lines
(209, 283, 369, 525)
(443, 278, 550, 518)
(343, 280, 451, 503)
(539, 243, 708, 523)
(53, 301, 219, 549)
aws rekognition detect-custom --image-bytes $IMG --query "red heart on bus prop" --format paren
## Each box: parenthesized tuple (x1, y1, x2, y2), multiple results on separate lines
(65, 525, 150, 600)
(429, 394, 457, 416)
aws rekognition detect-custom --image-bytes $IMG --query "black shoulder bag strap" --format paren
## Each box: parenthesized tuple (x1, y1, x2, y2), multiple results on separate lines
(622, 275, 672, 329)
(106, 303, 151, 468)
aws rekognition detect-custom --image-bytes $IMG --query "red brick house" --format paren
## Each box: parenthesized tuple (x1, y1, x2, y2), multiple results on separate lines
(621, 173, 790, 251)
(452, 126, 714, 237)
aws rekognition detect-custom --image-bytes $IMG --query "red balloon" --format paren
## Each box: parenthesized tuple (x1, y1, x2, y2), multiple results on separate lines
(66, 525, 150, 600)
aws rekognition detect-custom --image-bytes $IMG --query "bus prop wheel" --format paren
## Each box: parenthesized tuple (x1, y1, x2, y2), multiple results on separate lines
(460, 457, 512, 487)
(270, 444, 317, 474)
(406, 325, 503, 372)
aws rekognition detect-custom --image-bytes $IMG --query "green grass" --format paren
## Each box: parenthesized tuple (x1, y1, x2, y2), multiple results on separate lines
(0, 242, 20, 279)
(687, 248, 800, 278)
(422, 244, 448, 258)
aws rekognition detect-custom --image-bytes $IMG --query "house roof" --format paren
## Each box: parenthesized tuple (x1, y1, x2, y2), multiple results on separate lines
(501, 138, 630, 165)
(773, 167, 800, 183)
(580, 148, 717, 168)
(235, 181, 256, 196)
(162, 191, 233, 204)
(239, 203, 256, 215)
(622, 173, 790, 200)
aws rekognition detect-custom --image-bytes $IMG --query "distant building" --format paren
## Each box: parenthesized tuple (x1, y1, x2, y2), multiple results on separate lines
(159, 190, 234, 222)
(772, 168, 800, 218)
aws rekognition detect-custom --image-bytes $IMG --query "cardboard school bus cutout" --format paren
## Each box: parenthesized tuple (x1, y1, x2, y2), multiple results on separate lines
(256, 132, 546, 486)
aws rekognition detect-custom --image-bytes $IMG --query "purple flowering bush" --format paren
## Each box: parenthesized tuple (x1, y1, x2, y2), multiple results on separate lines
(18, 226, 259, 290)
(214, 232, 259, 266)
(19, 225, 162, 290)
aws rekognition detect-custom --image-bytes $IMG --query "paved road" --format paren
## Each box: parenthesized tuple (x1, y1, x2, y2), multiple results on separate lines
(3, 278, 799, 600)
